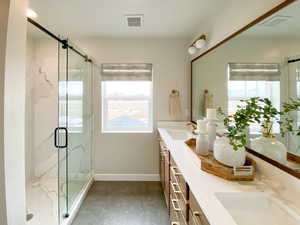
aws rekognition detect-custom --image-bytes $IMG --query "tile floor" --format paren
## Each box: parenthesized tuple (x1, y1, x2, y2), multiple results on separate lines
(72, 181, 169, 225)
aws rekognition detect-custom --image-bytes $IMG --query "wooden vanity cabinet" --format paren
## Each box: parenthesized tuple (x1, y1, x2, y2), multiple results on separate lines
(158, 137, 210, 225)
(170, 155, 189, 225)
(159, 140, 170, 210)
(188, 190, 210, 225)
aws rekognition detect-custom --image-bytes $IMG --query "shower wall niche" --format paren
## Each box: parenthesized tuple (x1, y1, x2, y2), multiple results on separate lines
(26, 21, 93, 225)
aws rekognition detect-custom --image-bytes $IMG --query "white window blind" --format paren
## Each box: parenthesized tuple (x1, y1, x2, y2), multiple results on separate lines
(101, 63, 152, 81)
(229, 63, 280, 81)
(101, 63, 153, 133)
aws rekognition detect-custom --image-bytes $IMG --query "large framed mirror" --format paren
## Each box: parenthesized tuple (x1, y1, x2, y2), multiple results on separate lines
(191, 0, 300, 178)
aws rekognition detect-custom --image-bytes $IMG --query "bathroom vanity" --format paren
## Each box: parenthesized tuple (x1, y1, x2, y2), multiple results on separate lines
(157, 122, 300, 225)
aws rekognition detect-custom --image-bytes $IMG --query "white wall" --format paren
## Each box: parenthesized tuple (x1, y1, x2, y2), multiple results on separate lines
(3, 0, 27, 224)
(74, 38, 190, 176)
(190, 0, 287, 60)
(0, 0, 10, 224)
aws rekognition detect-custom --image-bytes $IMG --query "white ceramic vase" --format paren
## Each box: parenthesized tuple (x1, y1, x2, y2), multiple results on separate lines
(213, 137, 246, 167)
(251, 136, 287, 164)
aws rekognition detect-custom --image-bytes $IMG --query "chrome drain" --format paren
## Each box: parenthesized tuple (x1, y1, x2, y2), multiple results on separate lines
(26, 213, 34, 221)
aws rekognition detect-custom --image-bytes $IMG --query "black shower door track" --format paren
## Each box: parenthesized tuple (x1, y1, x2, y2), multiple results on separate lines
(27, 17, 92, 63)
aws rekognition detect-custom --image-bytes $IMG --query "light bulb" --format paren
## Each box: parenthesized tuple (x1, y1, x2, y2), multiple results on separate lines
(188, 46, 197, 55)
(195, 39, 206, 49)
(26, 9, 38, 19)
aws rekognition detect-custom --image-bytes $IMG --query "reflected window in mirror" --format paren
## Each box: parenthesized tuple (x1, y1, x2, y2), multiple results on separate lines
(228, 63, 281, 134)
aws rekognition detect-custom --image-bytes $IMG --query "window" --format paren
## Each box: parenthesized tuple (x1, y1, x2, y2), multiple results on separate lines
(59, 81, 83, 133)
(228, 63, 281, 134)
(101, 63, 153, 133)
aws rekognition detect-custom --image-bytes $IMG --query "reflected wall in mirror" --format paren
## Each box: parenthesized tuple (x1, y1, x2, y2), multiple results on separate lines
(191, 0, 300, 177)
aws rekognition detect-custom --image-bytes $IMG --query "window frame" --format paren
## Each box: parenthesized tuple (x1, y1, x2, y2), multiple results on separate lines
(101, 80, 154, 134)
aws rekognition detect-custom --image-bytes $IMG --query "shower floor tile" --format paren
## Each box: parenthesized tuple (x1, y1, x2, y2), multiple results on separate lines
(26, 178, 58, 225)
(71, 181, 169, 225)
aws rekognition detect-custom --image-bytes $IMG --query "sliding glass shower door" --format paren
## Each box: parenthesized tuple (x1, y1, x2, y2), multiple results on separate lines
(58, 42, 92, 223)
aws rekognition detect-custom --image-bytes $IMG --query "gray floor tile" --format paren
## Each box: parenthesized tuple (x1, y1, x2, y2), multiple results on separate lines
(72, 181, 169, 225)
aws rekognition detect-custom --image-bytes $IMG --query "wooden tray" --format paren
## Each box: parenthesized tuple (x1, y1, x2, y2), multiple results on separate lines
(185, 138, 256, 181)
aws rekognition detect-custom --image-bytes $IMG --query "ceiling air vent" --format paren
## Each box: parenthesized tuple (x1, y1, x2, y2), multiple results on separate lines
(125, 14, 143, 27)
(259, 15, 291, 27)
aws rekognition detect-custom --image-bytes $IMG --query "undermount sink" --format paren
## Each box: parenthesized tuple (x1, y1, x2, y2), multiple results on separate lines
(215, 192, 300, 225)
(166, 129, 190, 140)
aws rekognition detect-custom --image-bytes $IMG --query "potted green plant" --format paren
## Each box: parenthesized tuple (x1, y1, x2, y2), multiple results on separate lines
(217, 97, 285, 166)
(216, 102, 253, 167)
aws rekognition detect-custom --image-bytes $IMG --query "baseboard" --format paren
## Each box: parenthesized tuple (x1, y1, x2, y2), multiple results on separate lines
(94, 173, 160, 181)
(62, 177, 94, 225)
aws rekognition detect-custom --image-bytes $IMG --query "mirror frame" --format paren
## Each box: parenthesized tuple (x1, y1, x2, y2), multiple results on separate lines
(190, 0, 300, 179)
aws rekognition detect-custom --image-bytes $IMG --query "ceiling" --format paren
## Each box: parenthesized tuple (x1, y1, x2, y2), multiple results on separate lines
(28, 0, 233, 39)
(240, 1, 300, 38)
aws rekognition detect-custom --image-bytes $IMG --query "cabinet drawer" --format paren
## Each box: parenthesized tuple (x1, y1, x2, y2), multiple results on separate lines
(171, 182, 187, 215)
(170, 165, 188, 200)
(160, 153, 165, 188)
(189, 210, 200, 225)
(164, 151, 170, 210)
(164, 162, 170, 208)
(170, 193, 187, 225)
(189, 191, 210, 225)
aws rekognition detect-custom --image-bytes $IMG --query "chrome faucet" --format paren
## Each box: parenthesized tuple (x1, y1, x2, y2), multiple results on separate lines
(186, 122, 198, 134)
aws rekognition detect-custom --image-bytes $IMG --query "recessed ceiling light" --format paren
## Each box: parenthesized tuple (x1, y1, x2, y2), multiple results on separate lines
(26, 9, 38, 19)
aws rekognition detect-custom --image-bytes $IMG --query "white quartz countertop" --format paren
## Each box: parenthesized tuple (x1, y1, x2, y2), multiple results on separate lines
(157, 121, 300, 225)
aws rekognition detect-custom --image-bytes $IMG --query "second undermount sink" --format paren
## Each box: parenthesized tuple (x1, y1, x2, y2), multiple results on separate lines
(215, 192, 300, 225)
(166, 129, 190, 140)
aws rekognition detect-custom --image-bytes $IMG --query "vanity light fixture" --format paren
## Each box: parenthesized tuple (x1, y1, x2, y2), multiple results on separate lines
(188, 35, 207, 55)
(188, 46, 197, 55)
(26, 9, 38, 19)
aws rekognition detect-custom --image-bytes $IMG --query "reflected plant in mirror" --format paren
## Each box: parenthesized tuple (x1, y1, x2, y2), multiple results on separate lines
(281, 98, 300, 136)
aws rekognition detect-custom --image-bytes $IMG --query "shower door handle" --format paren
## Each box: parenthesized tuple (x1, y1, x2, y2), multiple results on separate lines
(54, 127, 68, 148)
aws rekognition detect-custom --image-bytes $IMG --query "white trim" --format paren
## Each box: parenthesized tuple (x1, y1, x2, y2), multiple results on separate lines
(94, 174, 160, 181)
(62, 177, 94, 225)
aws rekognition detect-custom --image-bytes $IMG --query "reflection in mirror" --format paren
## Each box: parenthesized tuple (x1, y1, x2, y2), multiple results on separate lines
(191, 0, 300, 175)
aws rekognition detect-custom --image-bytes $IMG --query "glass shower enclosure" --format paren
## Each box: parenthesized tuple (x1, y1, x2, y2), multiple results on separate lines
(57, 41, 93, 221)
(26, 20, 93, 225)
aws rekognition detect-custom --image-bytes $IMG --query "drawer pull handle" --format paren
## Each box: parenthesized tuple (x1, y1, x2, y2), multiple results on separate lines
(193, 211, 201, 217)
(171, 166, 182, 176)
(171, 182, 182, 193)
(171, 199, 181, 211)
(192, 214, 200, 225)
(171, 223, 180, 225)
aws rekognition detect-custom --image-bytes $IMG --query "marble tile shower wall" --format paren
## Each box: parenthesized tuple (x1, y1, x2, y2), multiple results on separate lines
(26, 37, 60, 225)
(26, 38, 58, 180)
